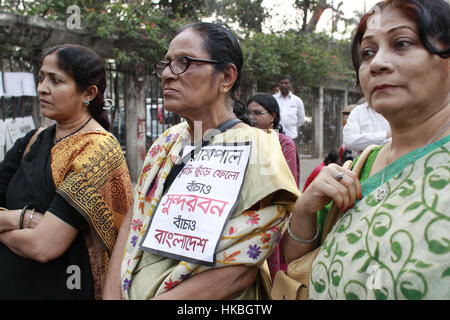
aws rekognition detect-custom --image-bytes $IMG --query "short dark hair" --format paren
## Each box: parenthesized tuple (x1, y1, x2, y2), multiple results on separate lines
(324, 149, 339, 165)
(351, 0, 450, 86)
(177, 22, 243, 97)
(279, 75, 293, 83)
(342, 149, 354, 163)
(246, 93, 282, 132)
(232, 98, 253, 126)
(40, 44, 110, 130)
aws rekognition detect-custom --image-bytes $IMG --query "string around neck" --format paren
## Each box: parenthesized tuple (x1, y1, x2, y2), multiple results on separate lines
(53, 116, 93, 145)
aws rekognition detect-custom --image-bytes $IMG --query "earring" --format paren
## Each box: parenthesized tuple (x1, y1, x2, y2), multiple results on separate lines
(222, 88, 229, 94)
(83, 98, 90, 107)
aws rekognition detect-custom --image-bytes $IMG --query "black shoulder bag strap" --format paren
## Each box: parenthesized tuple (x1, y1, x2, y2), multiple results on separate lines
(162, 118, 242, 195)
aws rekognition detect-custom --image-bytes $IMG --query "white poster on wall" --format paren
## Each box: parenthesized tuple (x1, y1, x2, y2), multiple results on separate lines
(4, 117, 35, 150)
(20, 116, 35, 135)
(0, 72, 4, 96)
(3, 72, 37, 97)
(21, 73, 37, 96)
(0, 120, 6, 161)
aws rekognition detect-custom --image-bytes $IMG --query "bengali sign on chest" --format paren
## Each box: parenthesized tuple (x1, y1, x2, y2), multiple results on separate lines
(140, 142, 252, 266)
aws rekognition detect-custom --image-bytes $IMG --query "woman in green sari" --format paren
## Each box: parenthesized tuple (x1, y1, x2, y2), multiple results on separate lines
(284, 0, 450, 299)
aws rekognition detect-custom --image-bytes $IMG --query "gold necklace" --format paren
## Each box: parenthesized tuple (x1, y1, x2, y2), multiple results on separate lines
(375, 121, 450, 202)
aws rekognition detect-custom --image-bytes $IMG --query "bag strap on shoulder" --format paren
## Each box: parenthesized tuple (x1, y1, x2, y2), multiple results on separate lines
(22, 127, 44, 161)
(320, 144, 379, 242)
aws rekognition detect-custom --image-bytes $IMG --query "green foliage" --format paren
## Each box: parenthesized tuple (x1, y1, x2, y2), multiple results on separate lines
(0, 0, 187, 69)
(241, 32, 284, 87)
(208, 0, 268, 33)
(0, 0, 356, 87)
(241, 30, 354, 91)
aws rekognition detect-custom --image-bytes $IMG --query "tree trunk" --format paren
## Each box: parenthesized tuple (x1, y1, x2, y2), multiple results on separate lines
(305, 5, 329, 33)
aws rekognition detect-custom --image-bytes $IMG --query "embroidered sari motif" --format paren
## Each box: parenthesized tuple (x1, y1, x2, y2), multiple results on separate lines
(53, 131, 133, 254)
(120, 122, 299, 299)
(309, 137, 450, 300)
(52, 131, 133, 298)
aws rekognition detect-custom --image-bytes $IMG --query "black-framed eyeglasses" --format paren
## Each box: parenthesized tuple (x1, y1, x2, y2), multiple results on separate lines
(249, 110, 270, 116)
(155, 56, 222, 78)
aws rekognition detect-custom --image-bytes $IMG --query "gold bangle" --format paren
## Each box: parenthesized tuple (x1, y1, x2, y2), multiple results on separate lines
(26, 209, 35, 229)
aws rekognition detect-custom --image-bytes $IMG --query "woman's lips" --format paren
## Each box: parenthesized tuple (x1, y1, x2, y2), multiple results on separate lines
(39, 99, 51, 106)
(372, 84, 398, 93)
(163, 88, 178, 95)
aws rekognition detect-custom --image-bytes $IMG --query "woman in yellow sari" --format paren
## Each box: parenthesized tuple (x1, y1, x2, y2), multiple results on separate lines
(284, 0, 450, 299)
(0, 44, 133, 299)
(103, 22, 299, 300)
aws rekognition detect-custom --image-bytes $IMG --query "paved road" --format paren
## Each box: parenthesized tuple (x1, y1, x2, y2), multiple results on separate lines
(299, 158, 322, 192)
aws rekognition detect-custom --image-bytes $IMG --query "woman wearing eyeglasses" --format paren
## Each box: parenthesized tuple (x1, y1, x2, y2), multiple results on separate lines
(103, 22, 299, 300)
(246, 93, 300, 283)
(247, 93, 300, 188)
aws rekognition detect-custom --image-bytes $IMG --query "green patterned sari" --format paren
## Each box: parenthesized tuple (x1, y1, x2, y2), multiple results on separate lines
(310, 136, 450, 300)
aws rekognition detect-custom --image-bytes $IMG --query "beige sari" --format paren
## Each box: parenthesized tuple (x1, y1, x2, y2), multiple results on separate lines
(120, 122, 300, 299)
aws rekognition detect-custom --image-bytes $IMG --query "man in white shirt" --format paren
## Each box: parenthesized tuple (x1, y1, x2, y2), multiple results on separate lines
(273, 75, 305, 142)
(343, 102, 391, 155)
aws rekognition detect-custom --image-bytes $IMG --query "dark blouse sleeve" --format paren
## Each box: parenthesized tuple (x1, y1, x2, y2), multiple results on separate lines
(47, 193, 88, 231)
(0, 129, 37, 207)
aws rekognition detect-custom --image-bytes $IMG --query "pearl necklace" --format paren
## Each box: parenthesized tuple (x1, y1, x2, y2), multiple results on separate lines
(376, 121, 450, 202)
(53, 116, 93, 145)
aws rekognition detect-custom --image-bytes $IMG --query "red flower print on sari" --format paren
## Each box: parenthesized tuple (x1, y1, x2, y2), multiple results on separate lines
(149, 145, 161, 158)
(260, 231, 271, 244)
(131, 219, 143, 232)
(246, 212, 260, 226)
(164, 278, 180, 290)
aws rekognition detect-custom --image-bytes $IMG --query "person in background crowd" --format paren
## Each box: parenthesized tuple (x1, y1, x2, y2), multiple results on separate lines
(246, 92, 301, 282)
(339, 147, 354, 164)
(302, 149, 339, 192)
(273, 75, 305, 157)
(0, 44, 133, 299)
(283, 0, 450, 299)
(103, 22, 299, 300)
(247, 93, 300, 187)
(343, 97, 391, 155)
(338, 103, 357, 167)
(271, 83, 280, 95)
(342, 103, 357, 128)
(232, 97, 253, 126)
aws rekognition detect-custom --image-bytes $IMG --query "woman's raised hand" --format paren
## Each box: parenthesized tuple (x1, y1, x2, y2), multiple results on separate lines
(295, 163, 362, 217)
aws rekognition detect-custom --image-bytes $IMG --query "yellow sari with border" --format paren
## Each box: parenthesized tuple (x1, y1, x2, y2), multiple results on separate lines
(52, 130, 133, 299)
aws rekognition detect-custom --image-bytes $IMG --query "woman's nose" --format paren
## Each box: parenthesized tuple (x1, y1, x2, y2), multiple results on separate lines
(369, 47, 394, 74)
(37, 79, 49, 95)
(161, 64, 177, 81)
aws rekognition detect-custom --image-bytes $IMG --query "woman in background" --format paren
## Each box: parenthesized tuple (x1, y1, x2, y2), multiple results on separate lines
(247, 93, 300, 187)
(246, 92, 301, 281)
